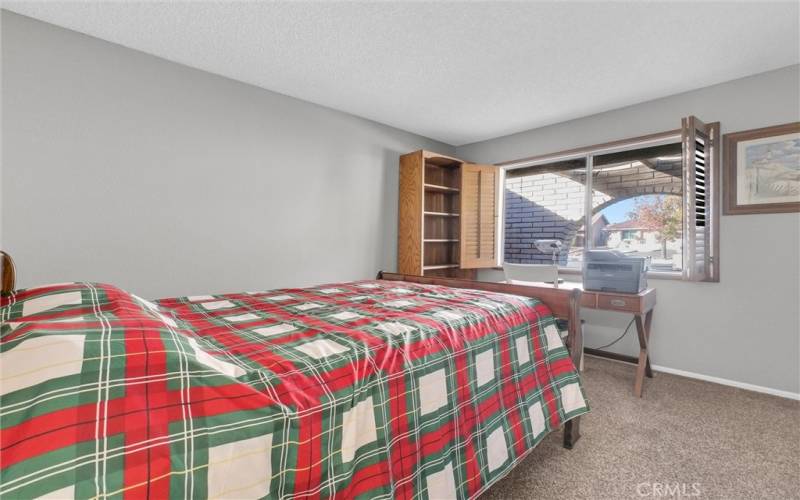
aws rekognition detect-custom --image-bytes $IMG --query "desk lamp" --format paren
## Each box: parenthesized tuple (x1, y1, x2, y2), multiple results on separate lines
(534, 239, 563, 266)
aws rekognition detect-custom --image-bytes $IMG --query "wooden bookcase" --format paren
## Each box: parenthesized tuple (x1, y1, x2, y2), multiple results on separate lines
(398, 150, 498, 278)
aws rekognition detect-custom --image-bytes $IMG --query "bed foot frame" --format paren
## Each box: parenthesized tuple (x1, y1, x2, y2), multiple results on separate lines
(376, 271, 584, 450)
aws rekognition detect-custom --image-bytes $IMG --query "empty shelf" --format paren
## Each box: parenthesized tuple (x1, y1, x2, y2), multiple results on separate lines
(423, 264, 460, 270)
(424, 183, 460, 193)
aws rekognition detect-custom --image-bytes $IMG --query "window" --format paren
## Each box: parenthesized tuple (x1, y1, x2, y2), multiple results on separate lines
(504, 157, 586, 269)
(499, 117, 719, 281)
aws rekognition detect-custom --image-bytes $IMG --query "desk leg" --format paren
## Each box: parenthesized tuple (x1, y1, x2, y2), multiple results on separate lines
(633, 310, 653, 397)
(644, 310, 653, 378)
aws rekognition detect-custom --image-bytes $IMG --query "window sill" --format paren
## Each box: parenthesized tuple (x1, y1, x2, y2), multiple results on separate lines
(491, 266, 685, 281)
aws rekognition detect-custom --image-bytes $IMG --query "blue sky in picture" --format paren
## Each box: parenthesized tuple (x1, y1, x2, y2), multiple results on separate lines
(599, 197, 637, 223)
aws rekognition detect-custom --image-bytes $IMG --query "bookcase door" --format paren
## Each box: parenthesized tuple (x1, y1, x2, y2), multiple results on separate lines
(460, 164, 499, 268)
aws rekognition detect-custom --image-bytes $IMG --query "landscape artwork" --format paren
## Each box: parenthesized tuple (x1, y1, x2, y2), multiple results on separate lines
(736, 132, 800, 206)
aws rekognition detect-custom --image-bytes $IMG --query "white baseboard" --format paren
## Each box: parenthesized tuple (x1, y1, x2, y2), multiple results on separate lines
(584, 353, 800, 400)
(650, 364, 800, 401)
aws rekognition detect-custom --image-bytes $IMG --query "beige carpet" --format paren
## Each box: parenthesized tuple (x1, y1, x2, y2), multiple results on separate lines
(482, 356, 800, 499)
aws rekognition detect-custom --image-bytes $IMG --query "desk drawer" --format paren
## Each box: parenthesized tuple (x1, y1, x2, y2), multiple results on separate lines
(596, 294, 641, 313)
(580, 293, 597, 308)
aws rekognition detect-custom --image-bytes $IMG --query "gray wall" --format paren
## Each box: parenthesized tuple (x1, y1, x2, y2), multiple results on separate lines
(0, 12, 453, 299)
(3, 11, 798, 395)
(457, 65, 800, 396)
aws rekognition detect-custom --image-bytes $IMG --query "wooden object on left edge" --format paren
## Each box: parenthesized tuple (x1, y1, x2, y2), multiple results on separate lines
(398, 150, 499, 279)
(1, 251, 17, 296)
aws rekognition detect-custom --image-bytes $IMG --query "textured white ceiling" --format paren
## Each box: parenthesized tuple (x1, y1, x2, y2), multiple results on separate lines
(3, 1, 799, 145)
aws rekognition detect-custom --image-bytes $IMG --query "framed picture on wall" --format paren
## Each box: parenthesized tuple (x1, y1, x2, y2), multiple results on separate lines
(723, 122, 800, 215)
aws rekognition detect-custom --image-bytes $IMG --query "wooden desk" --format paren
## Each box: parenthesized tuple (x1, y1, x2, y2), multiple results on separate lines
(580, 287, 656, 398)
(508, 281, 656, 397)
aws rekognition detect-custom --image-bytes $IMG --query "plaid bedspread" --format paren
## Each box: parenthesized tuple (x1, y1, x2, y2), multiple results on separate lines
(1, 280, 588, 499)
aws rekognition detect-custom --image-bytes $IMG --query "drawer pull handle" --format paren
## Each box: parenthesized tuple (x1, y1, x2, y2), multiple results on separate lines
(610, 299, 627, 307)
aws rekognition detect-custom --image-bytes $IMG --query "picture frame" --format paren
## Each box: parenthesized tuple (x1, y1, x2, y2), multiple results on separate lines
(723, 122, 800, 215)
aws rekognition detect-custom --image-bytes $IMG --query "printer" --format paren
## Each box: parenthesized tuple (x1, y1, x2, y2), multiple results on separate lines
(583, 250, 648, 294)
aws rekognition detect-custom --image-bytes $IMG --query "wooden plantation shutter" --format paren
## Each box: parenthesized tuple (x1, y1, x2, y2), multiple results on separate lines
(460, 164, 499, 268)
(682, 116, 720, 282)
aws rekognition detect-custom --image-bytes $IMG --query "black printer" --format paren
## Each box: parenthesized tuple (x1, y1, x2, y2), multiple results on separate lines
(583, 250, 648, 294)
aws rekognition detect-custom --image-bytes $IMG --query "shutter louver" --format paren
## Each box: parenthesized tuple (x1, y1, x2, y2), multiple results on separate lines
(682, 116, 719, 282)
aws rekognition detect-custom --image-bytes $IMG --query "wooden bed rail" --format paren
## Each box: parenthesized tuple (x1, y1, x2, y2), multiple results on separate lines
(377, 271, 583, 448)
(1, 251, 16, 297)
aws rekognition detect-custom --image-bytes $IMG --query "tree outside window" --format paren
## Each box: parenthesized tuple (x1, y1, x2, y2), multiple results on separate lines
(628, 196, 683, 259)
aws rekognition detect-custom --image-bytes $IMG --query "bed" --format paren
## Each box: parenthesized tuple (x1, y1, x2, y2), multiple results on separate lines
(0, 254, 587, 499)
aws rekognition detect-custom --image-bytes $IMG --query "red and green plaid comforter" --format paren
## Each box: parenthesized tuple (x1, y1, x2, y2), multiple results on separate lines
(1, 280, 588, 499)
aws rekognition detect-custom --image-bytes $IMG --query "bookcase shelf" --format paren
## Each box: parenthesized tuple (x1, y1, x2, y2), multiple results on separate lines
(424, 211, 459, 217)
(424, 183, 460, 193)
(399, 150, 495, 280)
(422, 264, 460, 270)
